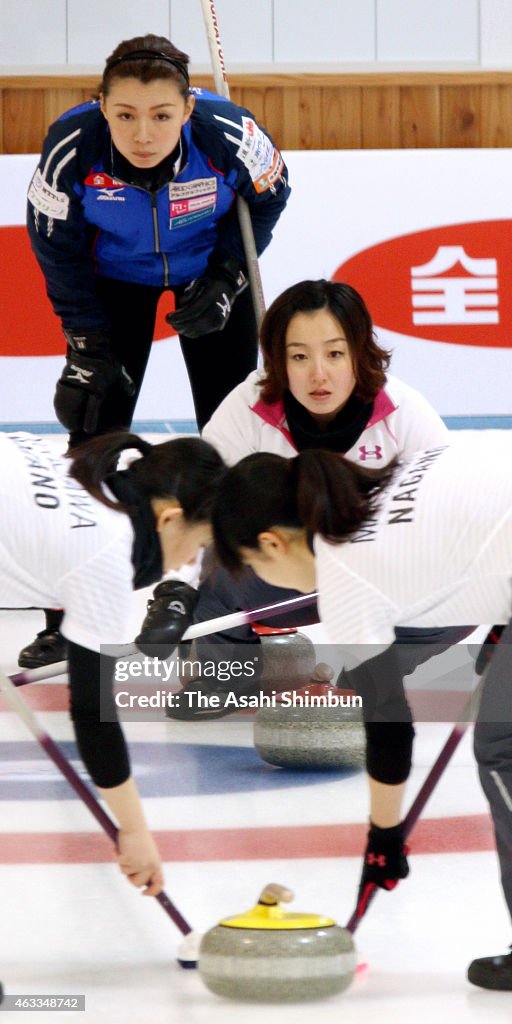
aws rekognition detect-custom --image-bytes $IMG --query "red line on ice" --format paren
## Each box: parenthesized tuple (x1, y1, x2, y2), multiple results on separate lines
(0, 814, 494, 864)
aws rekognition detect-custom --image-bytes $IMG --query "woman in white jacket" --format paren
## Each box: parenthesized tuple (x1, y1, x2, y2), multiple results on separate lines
(203, 279, 447, 467)
(193, 279, 466, 673)
(168, 277, 471, 782)
(0, 429, 223, 895)
(211, 439, 512, 985)
(152, 277, 471, 914)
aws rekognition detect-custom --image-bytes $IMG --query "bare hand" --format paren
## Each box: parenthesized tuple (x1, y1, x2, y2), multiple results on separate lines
(116, 828, 164, 896)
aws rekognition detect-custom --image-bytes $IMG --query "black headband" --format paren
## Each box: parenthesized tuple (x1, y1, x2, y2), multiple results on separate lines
(105, 50, 190, 86)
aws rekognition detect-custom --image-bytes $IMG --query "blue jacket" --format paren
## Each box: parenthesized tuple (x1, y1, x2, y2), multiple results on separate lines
(27, 88, 290, 331)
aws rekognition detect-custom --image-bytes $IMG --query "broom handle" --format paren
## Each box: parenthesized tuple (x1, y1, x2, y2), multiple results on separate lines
(0, 667, 192, 935)
(199, 0, 266, 326)
(346, 679, 484, 933)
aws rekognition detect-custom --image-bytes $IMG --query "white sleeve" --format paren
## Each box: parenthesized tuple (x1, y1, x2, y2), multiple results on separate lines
(316, 541, 397, 665)
(202, 378, 261, 467)
(391, 380, 449, 457)
(57, 533, 135, 652)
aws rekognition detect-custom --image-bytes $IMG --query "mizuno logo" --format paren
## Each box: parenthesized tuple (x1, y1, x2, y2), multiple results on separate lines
(97, 188, 126, 202)
(69, 365, 93, 385)
(216, 293, 231, 319)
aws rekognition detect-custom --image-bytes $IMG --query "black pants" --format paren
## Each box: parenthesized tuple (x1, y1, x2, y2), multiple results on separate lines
(68, 277, 258, 446)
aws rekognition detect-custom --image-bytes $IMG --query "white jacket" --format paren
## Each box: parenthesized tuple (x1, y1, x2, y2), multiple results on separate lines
(0, 433, 134, 651)
(315, 435, 512, 647)
(202, 369, 449, 467)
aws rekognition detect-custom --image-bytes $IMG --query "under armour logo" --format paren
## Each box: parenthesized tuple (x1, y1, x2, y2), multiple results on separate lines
(216, 292, 231, 320)
(68, 364, 93, 385)
(367, 853, 386, 867)
(168, 600, 186, 615)
(359, 445, 383, 461)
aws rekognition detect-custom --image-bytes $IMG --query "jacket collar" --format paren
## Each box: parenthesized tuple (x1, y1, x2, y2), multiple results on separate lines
(251, 385, 397, 440)
(367, 387, 397, 426)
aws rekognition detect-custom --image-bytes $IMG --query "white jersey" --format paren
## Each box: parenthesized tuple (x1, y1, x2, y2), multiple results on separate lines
(0, 433, 135, 652)
(314, 434, 512, 651)
(202, 369, 449, 466)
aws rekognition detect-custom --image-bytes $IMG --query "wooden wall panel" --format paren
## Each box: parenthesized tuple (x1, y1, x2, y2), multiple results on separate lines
(280, 87, 301, 150)
(400, 87, 440, 147)
(480, 85, 512, 146)
(238, 87, 266, 123)
(44, 88, 91, 128)
(260, 88, 284, 143)
(321, 86, 361, 149)
(3, 72, 512, 154)
(440, 86, 481, 147)
(361, 86, 400, 148)
(3, 89, 45, 154)
(297, 87, 323, 150)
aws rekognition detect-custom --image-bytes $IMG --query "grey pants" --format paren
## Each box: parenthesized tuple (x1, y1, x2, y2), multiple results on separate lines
(474, 619, 512, 922)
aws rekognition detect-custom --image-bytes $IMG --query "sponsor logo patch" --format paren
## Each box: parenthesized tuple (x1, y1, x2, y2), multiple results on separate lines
(84, 172, 126, 201)
(96, 189, 126, 202)
(253, 149, 285, 194)
(84, 172, 125, 189)
(235, 117, 280, 191)
(27, 169, 69, 220)
(168, 178, 217, 228)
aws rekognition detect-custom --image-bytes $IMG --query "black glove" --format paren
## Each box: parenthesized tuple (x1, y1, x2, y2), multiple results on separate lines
(135, 580, 199, 659)
(166, 256, 247, 338)
(54, 328, 135, 435)
(356, 822, 410, 917)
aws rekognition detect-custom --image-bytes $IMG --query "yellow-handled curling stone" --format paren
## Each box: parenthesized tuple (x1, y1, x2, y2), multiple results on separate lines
(198, 883, 357, 1001)
(254, 664, 366, 770)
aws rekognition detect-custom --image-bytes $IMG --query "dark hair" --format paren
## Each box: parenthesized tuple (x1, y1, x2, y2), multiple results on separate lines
(68, 431, 225, 521)
(100, 35, 190, 101)
(212, 449, 396, 573)
(259, 279, 391, 404)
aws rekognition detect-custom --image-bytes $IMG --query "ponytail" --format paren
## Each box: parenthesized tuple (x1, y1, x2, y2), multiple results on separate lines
(68, 433, 151, 510)
(68, 431, 225, 519)
(293, 449, 393, 540)
(212, 450, 395, 572)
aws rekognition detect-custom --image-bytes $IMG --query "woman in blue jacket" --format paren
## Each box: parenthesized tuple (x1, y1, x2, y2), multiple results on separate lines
(23, 31, 290, 667)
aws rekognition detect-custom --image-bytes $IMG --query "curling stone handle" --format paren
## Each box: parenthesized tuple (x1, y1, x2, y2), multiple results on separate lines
(258, 883, 294, 906)
(312, 663, 335, 683)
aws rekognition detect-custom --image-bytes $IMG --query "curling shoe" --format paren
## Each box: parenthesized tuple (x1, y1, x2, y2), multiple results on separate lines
(467, 947, 512, 990)
(18, 628, 68, 669)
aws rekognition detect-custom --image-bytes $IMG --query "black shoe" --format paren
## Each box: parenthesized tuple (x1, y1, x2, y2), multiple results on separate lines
(467, 948, 512, 990)
(18, 628, 68, 669)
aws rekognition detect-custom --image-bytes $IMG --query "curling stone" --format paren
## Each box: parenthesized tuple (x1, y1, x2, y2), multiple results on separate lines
(254, 663, 366, 769)
(198, 883, 356, 1002)
(253, 624, 317, 693)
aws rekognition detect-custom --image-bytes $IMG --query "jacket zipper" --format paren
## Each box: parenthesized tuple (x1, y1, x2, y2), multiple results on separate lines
(108, 154, 189, 290)
(151, 193, 169, 287)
